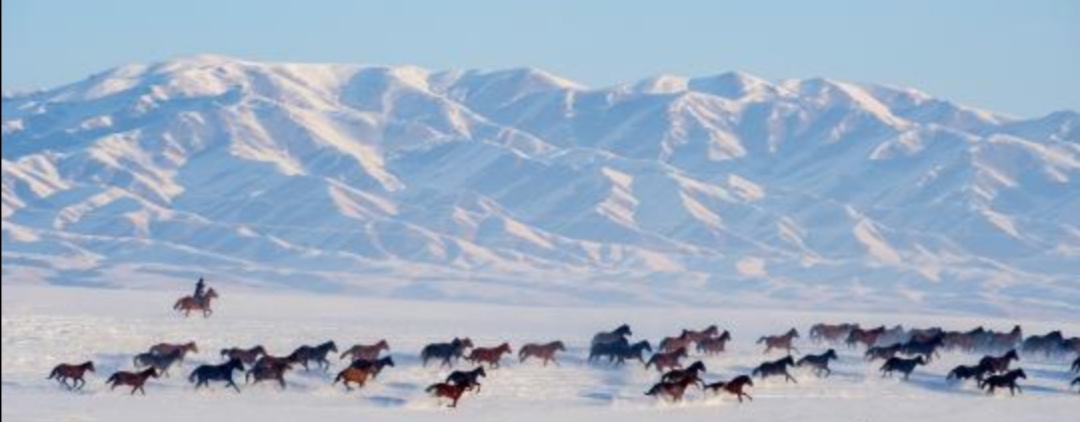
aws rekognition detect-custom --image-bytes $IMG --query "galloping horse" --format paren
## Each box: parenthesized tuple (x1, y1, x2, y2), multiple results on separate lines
(880, 356, 925, 380)
(658, 333, 694, 353)
(348, 356, 395, 379)
(47, 361, 95, 390)
(289, 341, 338, 371)
(752, 356, 797, 383)
(704, 375, 754, 403)
(697, 331, 732, 355)
(426, 382, 472, 408)
(796, 349, 838, 377)
(421, 338, 474, 368)
(518, 341, 566, 366)
(947, 362, 993, 383)
(446, 366, 487, 393)
(173, 288, 219, 318)
(221, 345, 266, 365)
(645, 347, 688, 373)
(340, 340, 390, 362)
(466, 343, 512, 368)
(106, 367, 159, 395)
(758, 328, 800, 354)
(978, 349, 1019, 374)
(645, 373, 700, 402)
(810, 323, 858, 344)
(680, 325, 720, 344)
(246, 360, 292, 389)
(980, 369, 1026, 396)
(592, 324, 632, 346)
(660, 361, 706, 386)
(149, 341, 199, 361)
(189, 359, 245, 393)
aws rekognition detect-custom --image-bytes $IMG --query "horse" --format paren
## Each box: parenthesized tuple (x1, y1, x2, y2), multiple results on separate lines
(809, 323, 858, 344)
(149, 341, 199, 361)
(173, 288, 219, 317)
(796, 349, 838, 377)
(133, 349, 184, 377)
(880, 356, 925, 380)
(253, 354, 300, 372)
(1072, 355, 1080, 373)
(900, 334, 944, 363)
(846, 326, 886, 349)
(348, 356, 395, 379)
(865, 343, 904, 362)
(680, 325, 720, 344)
(426, 382, 472, 408)
(340, 340, 390, 362)
(290, 341, 338, 371)
(658, 333, 694, 354)
(518, 341, 566, 366)
(421, 337, 474, 368)
(985, 326, 1023, 351)
(946, 362, 993, 383)
(333, 366, 374, 391)
(1072, 376, 1080, 393)
(446, 366, 487, 393)
(978, 349, 1019, 374)
(221, 345, 266, 365)
(588, 338, 651, 366)
(591, 324, 632, 346)
(189, 358, 245, 393)
(47, 361, 95, 390)
(466, 343, 512, 368)
(1021, 331, 1063, 357)
(644, 373, 700, 402)
(758, 328, 800, 354)
(660, 361, 706, 386)
(752, 356, 797, 383)
(646, 347, 688, 373)
(696, 331, 732, 355)
(106, 367, 159, 395)
(246, 360, 292, 389)
(979, 369, 1026, 396)
(704, 375, 754, 403)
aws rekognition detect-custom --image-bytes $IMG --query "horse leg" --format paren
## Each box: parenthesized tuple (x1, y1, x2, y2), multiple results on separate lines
(786, 371, 798, 384)
(229, 380, 241, 393)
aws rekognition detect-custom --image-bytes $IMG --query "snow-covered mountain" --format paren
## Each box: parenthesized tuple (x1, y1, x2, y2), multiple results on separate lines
(3, 55, 1078, 315)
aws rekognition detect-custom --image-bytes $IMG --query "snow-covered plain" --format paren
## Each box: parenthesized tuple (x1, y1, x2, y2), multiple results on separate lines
(3, 284, 1077, 422)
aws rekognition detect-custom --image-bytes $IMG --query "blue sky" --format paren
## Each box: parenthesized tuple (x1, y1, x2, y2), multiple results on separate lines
(2, 0, 1077, 116)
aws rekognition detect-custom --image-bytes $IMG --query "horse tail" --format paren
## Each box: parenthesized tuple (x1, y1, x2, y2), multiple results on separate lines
(425, 383, 440, 393)
(756, 337, 766, 344)
(332, 371, 343, 386)
(106, 373, 118, 384)
(132, 356, 141, 367)
(644, 355, 655, 370)
(47, 368, 58, 379)
(188, 369, 198, 384)
(173, 298, 184, 310)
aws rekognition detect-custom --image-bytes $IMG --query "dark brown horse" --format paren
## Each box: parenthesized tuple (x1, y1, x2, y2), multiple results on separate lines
(106, 367, 159, 395)
(758, 328, 800, 354)
(426, 382, 471, 408)
(340, 340, 390, 362)
(846, 326, 886, 349)
(348, 356, 395, 379)
(881, 356, 925, 380)
(246, 360, 292, 389)
(704, 375, 754, 403)
(518, 341, 566, 366)
(645, 373, 700, 402)
(446, 366, 486, 393)
(865, 343, 903, 362)
(696, 331, 732, 355)
(658, 333, 694, 353)
(646, 347, 688, 373)
(173, 288, 218, 317)
(979, 369, 1026, 395)
(680, 325, 720, 344)
(660, 361, 706, 386)
(947, 362, 993, 383)
(221, 345, 266, 365)
(149, 341, 199, 361)
(289, 341, 338, 371)
(466, 343, 512, 368)
(752, 356, 797, 383)
(47, 361, 95, 390)
(796, 349, 838, 377)
(978, 349, 1019, 374)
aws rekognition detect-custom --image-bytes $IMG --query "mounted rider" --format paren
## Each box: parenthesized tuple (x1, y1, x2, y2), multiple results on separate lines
(194, 277, 207, 302)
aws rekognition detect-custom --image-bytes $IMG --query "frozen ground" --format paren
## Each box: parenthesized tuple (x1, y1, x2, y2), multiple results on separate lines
(2, 284, 1078, 422)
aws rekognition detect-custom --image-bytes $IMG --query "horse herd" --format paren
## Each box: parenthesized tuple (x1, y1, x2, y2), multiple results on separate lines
(46, 322, 1080, 408)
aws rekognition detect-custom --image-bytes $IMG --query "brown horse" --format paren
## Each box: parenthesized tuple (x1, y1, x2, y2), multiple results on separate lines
(681, 325, 720, 344)
(978, 349, 1019, 374)
(758, 328, 800, 354)
(846, 326, 886, 349)
(646, 347, 688, 373)
(704, 375, 754, 403)
(658, 333, 694, 353)
(340, 340, 390, 362)
(645, 374, 699, 402)
(173, 288, 219, 317)
(149, 341, 199, 361)
(47, 361, 95, 390)
(348, 356, 395, 379)
(221, 345, 266, 365)
(518, 341, 566, 366)
(696, 331, 732, 355)
(809, 323, 858, 344)
(333, 366, 373, 391)
(246, 360, 292, 389)
(426, 382, 472, 408)
(106, 367, 159, 395)
(466, 343, 512, 368)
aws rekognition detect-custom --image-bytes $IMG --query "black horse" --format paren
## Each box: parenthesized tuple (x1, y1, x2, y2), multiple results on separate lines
(189, 358, 245, 393)
(660, 361, 706, 386)
(881, 356, 925, 380)
(865, 343, 904, 362)
(796, 349, 838, 377)
(1020, 331, 1063, 357)
(245, 360, 292, 389)
(900, 334, 943, 363)
(979, 369, 1026, 396)
(978, 349, 1019, 374)
(348, 356, 395, 379)
(752, 356, 797, 383)
(946, 362, 993, 383)
(289, 341, 338, 371)
(445, 366, 487, 393)
(588, 338, 651, 366)
(421, 338, 474, 368)
(592, 324, 632, 346)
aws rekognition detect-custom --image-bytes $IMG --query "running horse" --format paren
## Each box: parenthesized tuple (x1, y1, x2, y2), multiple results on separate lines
(758, 328, 800, 354)
(173, 288, 219, 318)
(518, 341, 566, 366)
(704, 375, 754, 403)
(47, 361, 95, 390)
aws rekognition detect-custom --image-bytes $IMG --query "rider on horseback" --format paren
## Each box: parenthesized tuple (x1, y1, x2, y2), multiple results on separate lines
(194, 277, 206, 302)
